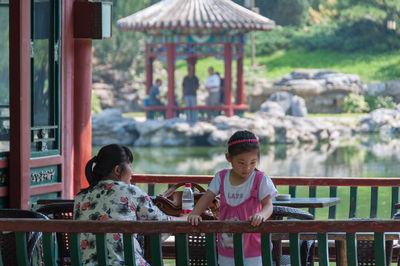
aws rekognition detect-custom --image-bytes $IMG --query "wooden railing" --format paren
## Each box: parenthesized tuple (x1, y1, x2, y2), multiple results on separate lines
(132, 174, 400, 219)
(0, 219, 399, 266)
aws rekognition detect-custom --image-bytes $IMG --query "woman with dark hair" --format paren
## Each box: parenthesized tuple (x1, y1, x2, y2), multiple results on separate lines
(74, 144, 182, 265)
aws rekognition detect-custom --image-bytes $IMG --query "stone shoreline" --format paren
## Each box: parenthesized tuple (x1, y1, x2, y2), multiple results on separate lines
(92, 105, 400, 147)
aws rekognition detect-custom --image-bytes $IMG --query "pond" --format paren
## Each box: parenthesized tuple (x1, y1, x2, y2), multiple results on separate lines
(118, 135, 400, 178)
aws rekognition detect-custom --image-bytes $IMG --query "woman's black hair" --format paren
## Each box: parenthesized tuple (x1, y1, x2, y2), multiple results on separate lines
(227, 130, 260, 158)
(84, 144, 133, 187)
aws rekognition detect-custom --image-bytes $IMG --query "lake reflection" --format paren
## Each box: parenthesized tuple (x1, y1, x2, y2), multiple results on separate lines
(97, 135, 400, 177)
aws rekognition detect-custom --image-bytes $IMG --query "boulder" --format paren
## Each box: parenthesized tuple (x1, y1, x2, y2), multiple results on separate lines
(268, 92, 293, 113)
(385, 80, 400, 101)
(259, 101, 285, 116)
(367, 82, 386, 96)
(290, 95, 308, 117)
(92, 109, 138, 146)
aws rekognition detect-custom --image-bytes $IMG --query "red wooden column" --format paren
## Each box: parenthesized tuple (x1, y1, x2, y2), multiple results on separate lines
(145, 44, 153, 95)
(9, 0, 31, 209)
(73, 39, 92, 194)
(187, 56, 197, 74)
(166, 43, 176, 119)
(236, 53, 245, 105)
(224, 43, 234, 117)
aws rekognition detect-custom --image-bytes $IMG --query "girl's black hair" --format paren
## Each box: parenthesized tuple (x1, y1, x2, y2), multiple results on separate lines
(84, 144, 133, 188)
(227, 130, 260, 158)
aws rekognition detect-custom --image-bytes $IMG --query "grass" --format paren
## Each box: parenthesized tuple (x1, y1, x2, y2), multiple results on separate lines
(175, 49, 400, 83)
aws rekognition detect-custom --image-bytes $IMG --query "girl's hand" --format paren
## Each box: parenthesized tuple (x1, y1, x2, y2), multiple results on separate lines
(249, 213, 266, 227)
(187, 213, 202, 226)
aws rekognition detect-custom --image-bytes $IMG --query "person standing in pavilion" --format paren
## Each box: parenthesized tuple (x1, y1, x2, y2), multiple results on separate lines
(205, 67, 221, 118)
(182, 65, 199, 123)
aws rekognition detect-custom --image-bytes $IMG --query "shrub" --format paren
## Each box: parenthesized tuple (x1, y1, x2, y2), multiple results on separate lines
(91, 94, 102, 114)
(342, 94, 369, 113)
(365, 95, 396, 110)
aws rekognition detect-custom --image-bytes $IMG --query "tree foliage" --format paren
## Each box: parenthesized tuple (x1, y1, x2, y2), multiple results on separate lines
(93, 0, 153, 70)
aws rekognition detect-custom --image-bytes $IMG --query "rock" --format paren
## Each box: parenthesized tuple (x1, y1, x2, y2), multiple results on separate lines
(92, 109, 138, 146)
(260, 92, 308, 117)
(385, 80, 400, 101)
(247, 69, 365, 113)
(268, 92, 293, 113)
(357, 108, 400, 134)
(367, 82, 386, 96)
(285, 79, 324, 96)
(290, 96, 308, 117)
(259, 101, 285, 116)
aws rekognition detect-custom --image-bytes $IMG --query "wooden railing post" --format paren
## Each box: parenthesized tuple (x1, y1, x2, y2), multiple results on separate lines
(176, 234, 189, 266)
(317, 233, 329, 266)
(233, 234, 245, 266)
(205, 233, 218, 266)
(123, 234, 136, 266)
(15, 232, 29, 266)
(96, 234, 109, 266)
(261, 233, 273, 266)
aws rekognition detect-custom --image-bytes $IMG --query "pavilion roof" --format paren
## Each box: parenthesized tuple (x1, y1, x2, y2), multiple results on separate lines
(117, 0, 275, 32)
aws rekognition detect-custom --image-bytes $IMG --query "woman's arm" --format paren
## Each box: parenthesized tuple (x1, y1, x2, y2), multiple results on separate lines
(249, 194, 273, 227)
(187, 190, 216, 226)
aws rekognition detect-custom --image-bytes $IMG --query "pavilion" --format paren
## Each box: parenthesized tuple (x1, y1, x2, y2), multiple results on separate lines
(117, 0, 275, 119)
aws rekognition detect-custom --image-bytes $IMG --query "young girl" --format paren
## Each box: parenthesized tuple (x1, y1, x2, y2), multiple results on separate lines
(188, 130, 278, 265)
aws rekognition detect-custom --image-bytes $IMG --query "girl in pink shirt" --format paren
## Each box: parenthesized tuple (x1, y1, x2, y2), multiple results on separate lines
(188, 130, 278, 265)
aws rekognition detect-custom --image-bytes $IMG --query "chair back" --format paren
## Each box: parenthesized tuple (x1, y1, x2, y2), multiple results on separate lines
(0, 209, 49, 265)
(269, 206, 315, 266)
(37, 202, 74, 266)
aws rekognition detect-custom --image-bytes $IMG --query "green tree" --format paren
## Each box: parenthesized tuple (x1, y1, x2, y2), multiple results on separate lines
(93, 0, 152, 70)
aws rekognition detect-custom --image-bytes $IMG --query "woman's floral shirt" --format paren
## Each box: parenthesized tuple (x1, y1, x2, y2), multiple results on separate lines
(73, 180, 174, 266)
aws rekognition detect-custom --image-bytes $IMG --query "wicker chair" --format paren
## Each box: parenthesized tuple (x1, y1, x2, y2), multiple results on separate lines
(36, 202, 74, 266)
(269, 206, 315, 266)
(0, 209, 49, 265)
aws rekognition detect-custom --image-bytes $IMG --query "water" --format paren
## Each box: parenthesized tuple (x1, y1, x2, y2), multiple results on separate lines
(110, 135, 400, 178)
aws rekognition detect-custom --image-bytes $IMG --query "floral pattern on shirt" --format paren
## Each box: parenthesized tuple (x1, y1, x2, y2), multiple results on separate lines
(74, 180, 174, 266)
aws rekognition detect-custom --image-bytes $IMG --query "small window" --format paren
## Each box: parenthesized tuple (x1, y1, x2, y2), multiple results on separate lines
(30, 0, 61, 156)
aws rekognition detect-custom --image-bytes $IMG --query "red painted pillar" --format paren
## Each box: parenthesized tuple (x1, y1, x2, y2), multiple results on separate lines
(166, 43, 176, 119)
(187, 57, 197, 74)
(73, 38, 92, 194)
(224, 43, 234, 117)
(9, 0, 31, 209)
(236, 55, 244, 105)
(145, 45, 153, 95)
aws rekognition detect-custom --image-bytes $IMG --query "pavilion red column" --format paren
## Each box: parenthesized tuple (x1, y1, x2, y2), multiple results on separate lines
(236, 55, 244, 105)
(73, 38, 92, 194)
(145, 45, 153, 95)
(187, 56, 197, 74)
(166, 43, 176, 119)
(224, 43, 234, 117)
(9, 0, 31, 209)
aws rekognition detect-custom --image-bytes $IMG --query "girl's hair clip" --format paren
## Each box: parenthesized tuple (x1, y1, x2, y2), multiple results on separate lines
(228, 139, 259, 147)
